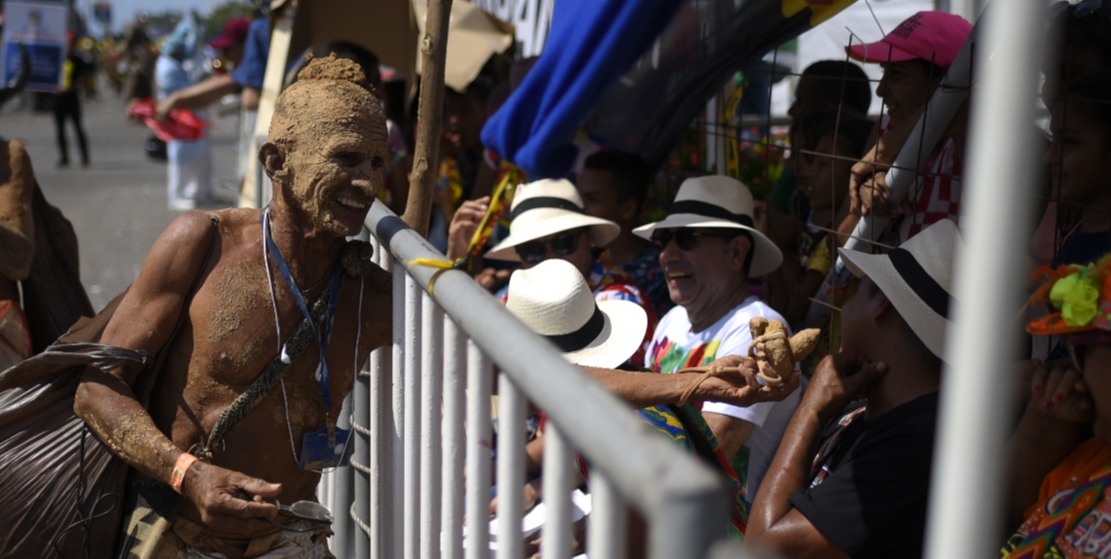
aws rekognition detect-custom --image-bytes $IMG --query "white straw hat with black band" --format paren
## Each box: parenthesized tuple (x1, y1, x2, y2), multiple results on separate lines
(485, 179, 620, 262)
(632, 175, 783, 276)
(838, 219, 962, 360)
(506, 259, 647, 368)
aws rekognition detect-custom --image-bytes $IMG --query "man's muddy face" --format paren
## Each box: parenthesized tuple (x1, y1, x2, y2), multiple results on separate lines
(283, 91, 389, 237)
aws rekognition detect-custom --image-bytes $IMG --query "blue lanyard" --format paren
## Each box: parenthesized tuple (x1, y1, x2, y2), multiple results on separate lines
(262, 210, 342, 411)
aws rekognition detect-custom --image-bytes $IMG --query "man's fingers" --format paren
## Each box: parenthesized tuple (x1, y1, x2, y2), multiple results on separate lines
(240, 478, 282, 499)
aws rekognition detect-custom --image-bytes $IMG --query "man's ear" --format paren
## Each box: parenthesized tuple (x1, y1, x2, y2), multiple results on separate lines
(728, 235, 752, 273)
(259, 141, 289, 182)
(872, 290, 895, 322)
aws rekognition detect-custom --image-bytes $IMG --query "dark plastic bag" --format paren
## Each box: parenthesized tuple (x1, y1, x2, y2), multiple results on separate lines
(0, 292, 149, 558)
(0, 215, 216, 558)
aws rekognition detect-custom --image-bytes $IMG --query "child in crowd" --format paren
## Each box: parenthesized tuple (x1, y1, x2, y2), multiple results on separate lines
(1006, 253, 1111, 557)
(766, 111, 873, 328)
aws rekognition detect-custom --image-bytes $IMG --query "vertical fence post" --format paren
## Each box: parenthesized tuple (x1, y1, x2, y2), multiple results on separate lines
(442, 319, 467, 559)
(390, 264, 407, 559)
(420, 296, 444, 559)
(465, 341, 492, 559)
(925, 1, 1043, 557)
(496, 375, 526, 559)
(403, 276, 423, 559)
(540, 423, 574, 559)
(588, 471, 627, 558)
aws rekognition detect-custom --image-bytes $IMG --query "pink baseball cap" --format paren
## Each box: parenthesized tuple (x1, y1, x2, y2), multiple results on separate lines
(846, 11, 973, 67)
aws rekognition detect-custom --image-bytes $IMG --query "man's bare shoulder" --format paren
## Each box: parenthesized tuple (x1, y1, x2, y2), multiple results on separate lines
(204, 207, 262, 248)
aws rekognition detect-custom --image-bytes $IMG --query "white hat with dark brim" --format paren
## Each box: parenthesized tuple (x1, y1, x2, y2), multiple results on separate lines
(632, 175, 783, 276)
(506, 259, 647, 368)
(486, 178, 620, 262)
(838, 219, 962, 360)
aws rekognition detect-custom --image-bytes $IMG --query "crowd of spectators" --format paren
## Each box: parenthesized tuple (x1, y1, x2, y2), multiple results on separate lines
(436, 2, 1111, 557)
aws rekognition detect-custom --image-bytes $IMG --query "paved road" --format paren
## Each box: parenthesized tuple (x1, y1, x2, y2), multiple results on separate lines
(1, 90, 242, 311)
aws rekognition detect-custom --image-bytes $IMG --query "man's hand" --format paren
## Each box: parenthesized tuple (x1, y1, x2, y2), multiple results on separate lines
(1028, 359, 1092, 425)
(804, 353, 888, 423)
(182, 460, 281, 529)
(689, 355, 803, 407)
(155, 95, 176, 122)
(447, 196, 489, 260)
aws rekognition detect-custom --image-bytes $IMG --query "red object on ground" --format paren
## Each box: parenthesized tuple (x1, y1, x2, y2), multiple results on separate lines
(128, 98, 210, 142)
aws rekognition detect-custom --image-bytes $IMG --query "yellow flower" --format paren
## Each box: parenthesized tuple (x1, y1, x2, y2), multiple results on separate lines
(1050, 272, 1101, 327)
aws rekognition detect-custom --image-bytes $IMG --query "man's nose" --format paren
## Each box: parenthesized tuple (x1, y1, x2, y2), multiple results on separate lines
(658, 237, 680, 262)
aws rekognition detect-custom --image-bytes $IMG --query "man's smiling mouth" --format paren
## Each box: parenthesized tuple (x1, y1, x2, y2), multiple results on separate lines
(337, 195, 369, 211)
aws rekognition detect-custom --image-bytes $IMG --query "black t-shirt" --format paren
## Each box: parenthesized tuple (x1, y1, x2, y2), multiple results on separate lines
(789, 392, 940, 559)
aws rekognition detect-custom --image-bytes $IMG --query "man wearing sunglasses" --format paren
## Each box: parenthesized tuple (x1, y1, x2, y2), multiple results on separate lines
(634, 175, 800, 498)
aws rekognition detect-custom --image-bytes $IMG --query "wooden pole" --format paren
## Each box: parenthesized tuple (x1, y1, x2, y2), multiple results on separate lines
(402, 0, 454, 235)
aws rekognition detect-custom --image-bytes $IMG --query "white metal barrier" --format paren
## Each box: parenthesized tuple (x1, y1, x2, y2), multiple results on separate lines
(320, 204, 750, 559)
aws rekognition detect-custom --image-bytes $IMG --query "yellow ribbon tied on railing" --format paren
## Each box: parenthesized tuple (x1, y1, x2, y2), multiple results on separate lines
(407, 163, 522, 295)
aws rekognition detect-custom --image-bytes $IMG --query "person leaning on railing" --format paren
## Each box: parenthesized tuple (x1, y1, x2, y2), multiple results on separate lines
(73, 54, 393, 557)
(842, 11, 973, 244)
(747, 219, 961, 559)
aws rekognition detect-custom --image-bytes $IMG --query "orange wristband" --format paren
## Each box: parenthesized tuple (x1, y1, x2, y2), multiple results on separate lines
(170, 453, 198, 494)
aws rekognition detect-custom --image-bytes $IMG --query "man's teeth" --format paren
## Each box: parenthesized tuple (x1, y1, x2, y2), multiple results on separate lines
(337, 196, 368, 210)
(668, 271, 692, 279)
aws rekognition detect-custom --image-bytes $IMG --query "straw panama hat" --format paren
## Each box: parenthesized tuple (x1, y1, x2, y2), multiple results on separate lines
(506, 259, 647, 368)
(838, 219, 963, 360)
(632, 175, 783, 276)
(486, 178, 620, 262)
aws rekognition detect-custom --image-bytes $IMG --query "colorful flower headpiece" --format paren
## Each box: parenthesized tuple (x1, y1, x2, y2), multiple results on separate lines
(1027, 255, 1111, 335)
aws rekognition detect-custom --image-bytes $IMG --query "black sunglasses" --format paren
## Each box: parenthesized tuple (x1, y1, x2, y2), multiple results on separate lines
(516, 231, 584, 264)
(649, 228, 737, 251)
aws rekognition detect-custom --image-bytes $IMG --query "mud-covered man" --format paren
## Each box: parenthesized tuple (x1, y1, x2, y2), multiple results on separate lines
(74, 55, 392, 557)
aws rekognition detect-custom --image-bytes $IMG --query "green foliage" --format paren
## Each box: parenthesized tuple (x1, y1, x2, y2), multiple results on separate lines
(205, 1, 255, 39)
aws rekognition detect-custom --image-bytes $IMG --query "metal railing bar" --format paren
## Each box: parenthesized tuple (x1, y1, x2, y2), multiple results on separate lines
(403, 275, 423, 559)
(366, 243, 392, 559)
(464, 339, 493, 559)
(497, 373, 527, 559)
(420, 296, 444, 559)
(540, 423, 574, 559)
(925, 0, 1043, 556)
(442, 318, 467, 559)
(367, 206, 727, 520)
(588, 471, 627, 559)
(390, 264, 407, 559)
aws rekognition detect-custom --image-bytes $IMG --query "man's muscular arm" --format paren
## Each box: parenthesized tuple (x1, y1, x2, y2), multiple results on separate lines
(74, 211, 280, 526)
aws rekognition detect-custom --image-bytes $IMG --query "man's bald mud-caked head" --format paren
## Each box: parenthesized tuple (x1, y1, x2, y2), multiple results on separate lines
(261, 54, 389, 237)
